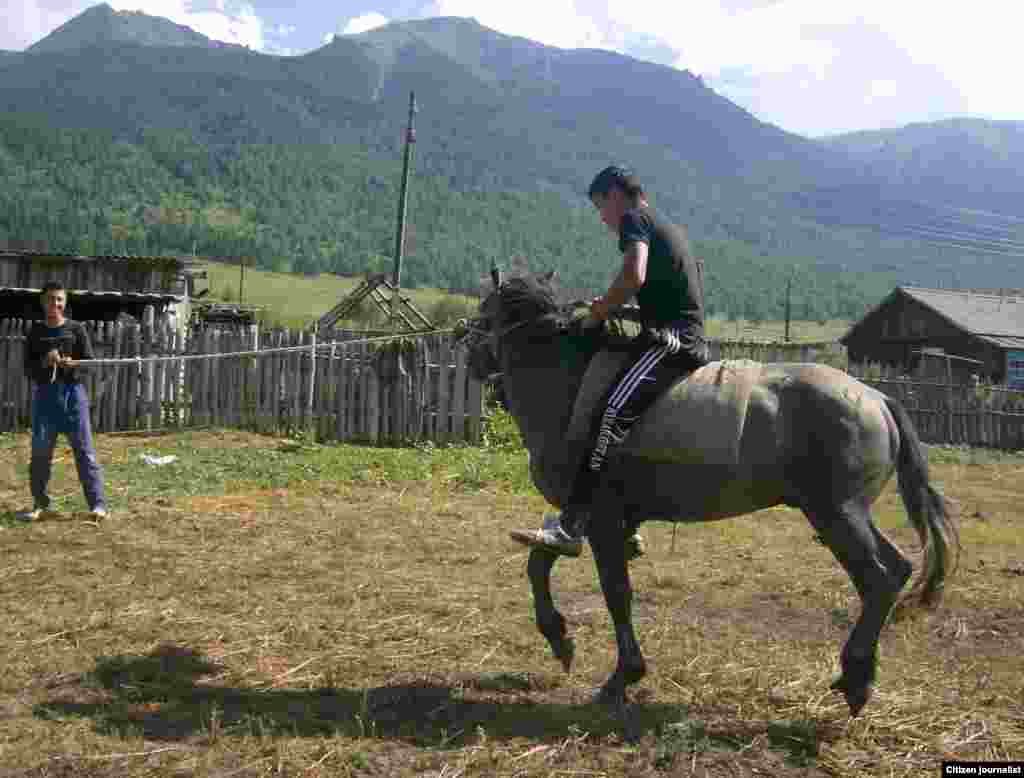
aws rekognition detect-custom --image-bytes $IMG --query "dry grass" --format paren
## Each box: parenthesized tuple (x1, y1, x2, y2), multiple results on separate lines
(0, 430, 1022, 776)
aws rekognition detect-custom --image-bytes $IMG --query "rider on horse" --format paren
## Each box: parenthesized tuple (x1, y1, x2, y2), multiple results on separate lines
(511, 165, 709, 557)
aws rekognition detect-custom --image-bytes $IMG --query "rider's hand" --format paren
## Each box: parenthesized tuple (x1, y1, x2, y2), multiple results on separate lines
(589, 296, 612, 322)
(46, 349, 61, 368)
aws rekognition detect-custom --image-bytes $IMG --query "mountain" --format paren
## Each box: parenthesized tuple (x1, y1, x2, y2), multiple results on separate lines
(794, 119, 1024, 264)
(27, 2, 245, 54)
(822, 118, 1024, 218)
(0, 5, 1021, 292)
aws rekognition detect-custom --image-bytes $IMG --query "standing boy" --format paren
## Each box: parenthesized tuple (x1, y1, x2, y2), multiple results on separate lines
(18, 281, 108, 520)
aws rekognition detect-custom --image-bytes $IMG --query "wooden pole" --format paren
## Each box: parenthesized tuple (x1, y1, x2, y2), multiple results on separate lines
(306, 329, 317, 437)
(784, 272, 792, 343)
(391, 92, 417, 330)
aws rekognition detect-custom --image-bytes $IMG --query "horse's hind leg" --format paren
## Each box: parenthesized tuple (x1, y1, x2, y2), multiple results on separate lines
(804, 499, 913, 716)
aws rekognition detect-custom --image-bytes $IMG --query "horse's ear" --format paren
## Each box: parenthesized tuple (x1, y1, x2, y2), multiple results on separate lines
(490, 266, 502, 290)
(541, 270, 557, 285)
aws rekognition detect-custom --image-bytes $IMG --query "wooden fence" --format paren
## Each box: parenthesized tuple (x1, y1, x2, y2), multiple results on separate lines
(0, 310, 484, 443)
(846, 363, 1024, 450)
(4, 315, 1024, 450)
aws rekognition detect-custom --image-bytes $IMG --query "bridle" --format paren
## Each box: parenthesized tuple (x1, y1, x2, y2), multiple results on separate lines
(453, 278, 565, 385)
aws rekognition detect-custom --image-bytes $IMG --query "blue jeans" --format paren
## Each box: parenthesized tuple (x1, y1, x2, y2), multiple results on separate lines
(30, 382, 106, 512)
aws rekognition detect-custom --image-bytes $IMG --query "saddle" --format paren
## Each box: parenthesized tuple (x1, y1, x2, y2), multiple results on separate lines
(564, 320, 761, 469)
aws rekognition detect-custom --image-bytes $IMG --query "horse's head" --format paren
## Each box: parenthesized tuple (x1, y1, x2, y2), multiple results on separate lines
(455, 268, 565, 383)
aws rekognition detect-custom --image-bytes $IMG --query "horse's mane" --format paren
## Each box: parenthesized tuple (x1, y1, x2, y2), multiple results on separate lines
(496, 275, 564, 325)
(493, 273, 643, 354)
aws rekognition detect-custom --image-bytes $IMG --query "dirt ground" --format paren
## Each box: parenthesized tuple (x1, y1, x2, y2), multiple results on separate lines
(0, 430, 1021, 776)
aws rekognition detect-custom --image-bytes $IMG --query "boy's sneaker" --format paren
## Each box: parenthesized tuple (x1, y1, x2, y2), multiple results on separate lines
(88, 507, 108, 520)
(510, 513, 584, 557)
(16, 507, 55, 522)
(509, 512, 646, 560)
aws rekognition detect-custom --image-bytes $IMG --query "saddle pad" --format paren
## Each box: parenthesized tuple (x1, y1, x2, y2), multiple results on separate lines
(565, 353, 763, 467)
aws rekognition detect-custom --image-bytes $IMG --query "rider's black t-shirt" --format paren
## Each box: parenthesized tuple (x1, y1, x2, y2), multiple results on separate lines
(618, 206, 705, 353)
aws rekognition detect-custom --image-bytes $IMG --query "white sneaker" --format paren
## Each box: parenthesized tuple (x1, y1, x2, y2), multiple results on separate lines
(16, 508, 43, 522)
(510, 513, 646, 560)
(510, 513, 584, 557)
(88, 507, 108, 520)
(625, 533, 646, 560)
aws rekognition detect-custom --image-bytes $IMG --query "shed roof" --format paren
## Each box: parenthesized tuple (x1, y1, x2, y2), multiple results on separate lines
(842, 286, 1024, 347)
(0, 287, 183, 303)
(0, 249, 205, 269)
(900, 287, 1024, 336)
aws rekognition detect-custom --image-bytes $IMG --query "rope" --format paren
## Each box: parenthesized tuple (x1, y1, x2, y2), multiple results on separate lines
(63, 328, 456, 368)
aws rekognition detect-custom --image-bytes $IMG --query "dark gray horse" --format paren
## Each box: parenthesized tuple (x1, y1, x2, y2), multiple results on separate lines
(460, 271, 959, 717)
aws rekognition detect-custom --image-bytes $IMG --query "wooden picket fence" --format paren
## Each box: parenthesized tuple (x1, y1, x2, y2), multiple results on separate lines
(847, 363, 1024, 450)
(0, 310, 484, 443)
(4, 314, 1024, 450)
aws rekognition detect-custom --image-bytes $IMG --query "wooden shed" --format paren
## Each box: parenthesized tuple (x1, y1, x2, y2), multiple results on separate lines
(0, 249, 205, 330)
(841, 286, 1024, 386)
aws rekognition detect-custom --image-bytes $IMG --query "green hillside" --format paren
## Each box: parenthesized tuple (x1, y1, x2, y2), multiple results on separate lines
(0, 116, 890, 320)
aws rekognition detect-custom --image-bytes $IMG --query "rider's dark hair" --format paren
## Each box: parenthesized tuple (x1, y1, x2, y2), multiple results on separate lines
(588, 165, 645, 200)
(41, 280, 66, 295)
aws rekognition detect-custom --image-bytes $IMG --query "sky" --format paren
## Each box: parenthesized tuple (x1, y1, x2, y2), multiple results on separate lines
(2, 0, 1021, 137)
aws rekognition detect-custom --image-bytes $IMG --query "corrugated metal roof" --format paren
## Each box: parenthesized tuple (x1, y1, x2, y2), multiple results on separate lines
(0, 249, 204, 267)
(0, 286, 183, 302)
(900, 286, 1024, 337)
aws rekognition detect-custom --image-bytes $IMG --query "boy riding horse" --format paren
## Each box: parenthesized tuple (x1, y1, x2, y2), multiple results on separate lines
(511, 165, 708, 556)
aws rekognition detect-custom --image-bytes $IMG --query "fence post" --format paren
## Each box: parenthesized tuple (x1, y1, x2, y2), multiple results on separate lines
(141, 306, 155, 430)
(303, 327, 315, 438)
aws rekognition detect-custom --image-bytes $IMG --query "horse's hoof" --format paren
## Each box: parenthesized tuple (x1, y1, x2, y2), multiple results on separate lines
(844, 686, 872, 717)
(830, 676, 871, 717)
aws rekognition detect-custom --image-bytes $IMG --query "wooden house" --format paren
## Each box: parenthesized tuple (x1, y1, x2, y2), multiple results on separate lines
(0, 249, 206, 330)
(841, 286, 1024, 387)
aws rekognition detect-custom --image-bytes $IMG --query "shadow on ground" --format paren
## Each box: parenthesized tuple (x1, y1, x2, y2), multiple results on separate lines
(35, 644, 696, 746)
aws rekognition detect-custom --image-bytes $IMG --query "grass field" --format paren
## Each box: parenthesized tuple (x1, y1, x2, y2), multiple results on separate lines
(201, 261, 853, 342)
(1, 426, 1021, 776)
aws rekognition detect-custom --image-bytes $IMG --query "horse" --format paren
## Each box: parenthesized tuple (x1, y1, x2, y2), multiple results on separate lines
(458, 270, 959, 718)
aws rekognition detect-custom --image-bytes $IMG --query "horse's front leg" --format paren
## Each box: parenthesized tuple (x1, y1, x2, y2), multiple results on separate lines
(588, 518, 646, 706)
(527, 549, 575, 672)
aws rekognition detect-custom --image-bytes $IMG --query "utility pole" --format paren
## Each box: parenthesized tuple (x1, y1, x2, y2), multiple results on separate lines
(784, 270, 793, 343)
(391, 92, 417, 329)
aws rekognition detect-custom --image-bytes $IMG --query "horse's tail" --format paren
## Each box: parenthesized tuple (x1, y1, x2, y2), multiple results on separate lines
(885, 395, 960, 607)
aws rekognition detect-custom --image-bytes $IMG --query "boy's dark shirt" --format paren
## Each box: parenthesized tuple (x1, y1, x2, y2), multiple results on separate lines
(23, 320, 94, 384)
(618, 205, 705, 352)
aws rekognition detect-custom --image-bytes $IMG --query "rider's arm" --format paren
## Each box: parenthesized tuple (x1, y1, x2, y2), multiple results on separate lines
(592, 241, 647, 320)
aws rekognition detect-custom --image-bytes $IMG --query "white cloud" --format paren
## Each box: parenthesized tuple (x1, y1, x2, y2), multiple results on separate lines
(427, 0, 618, 50)
(0, 0, 266, 51)
(341, 12, 389, 36)
(0, 0, 92, 50)
(108, 0, 266, 49)
(411, 0, 1023, 133)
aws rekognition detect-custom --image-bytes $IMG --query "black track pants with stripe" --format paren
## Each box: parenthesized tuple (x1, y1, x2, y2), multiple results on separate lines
(564, 325, 708, 519)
